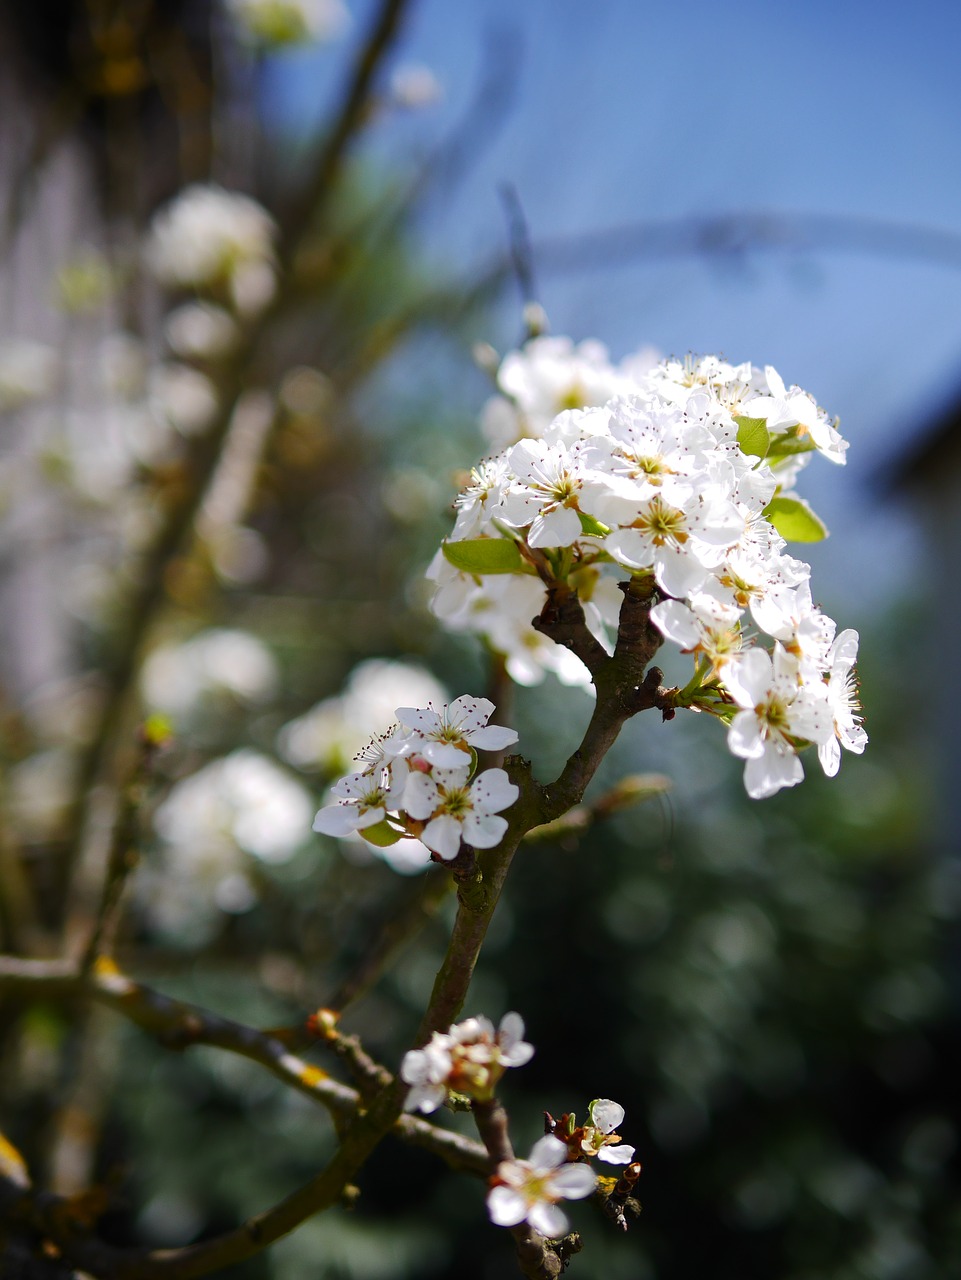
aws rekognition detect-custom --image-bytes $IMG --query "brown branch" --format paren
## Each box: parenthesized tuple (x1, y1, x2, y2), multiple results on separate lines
(531, 580, 609, 678)
(0, 956, 488, 1170)
(531, 577, 673, 825)
(277, 0, 412, 255)
(307, 1009, 393, 1100)
(0, 952, 494, 1278)
(473, 1100, 565, 1280)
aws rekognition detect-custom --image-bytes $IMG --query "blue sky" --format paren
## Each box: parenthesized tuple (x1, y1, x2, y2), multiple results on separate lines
(266, 0, 961, 616)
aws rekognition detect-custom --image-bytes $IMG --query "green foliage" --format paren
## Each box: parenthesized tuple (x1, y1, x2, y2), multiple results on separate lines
(735, 415, 771, 460)
(763, 496, 829, 542)
(441, 537, 525, 575)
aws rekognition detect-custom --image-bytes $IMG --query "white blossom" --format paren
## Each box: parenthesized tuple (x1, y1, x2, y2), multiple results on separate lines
(147, 184, 277, 313)
(725, 647, 832, 799)
(818, 629, 868, 777)
(487, 1136, 596, 1239)
(401, 1012, 534, 1113)
(0, 340, 59, 410)
(278, 659, 448, 772)
(430, 340, 865, 798)
(226, 0, 350, 47)
(311, 764, 408, 837)
(141, 629, 277, 717)
(581, 1099, 635, 1165)
(390, 695, 518, 769)
(403, 765, 518, 860)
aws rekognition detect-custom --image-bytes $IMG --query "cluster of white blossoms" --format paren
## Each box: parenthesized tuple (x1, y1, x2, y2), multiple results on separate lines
(311, 695, 519, 860)
(400, 1014, 636, 1240)
(401, 1012, 534, 1112)
(430, 341, 867, 799)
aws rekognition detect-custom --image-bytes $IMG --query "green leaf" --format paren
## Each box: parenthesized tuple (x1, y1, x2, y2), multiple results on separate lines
(766, 432, 817, 460)
(577, 510, 610, 537)
(442, 538, 523, 575)
(735, 415, 770, 460)
(763, 496, 828, 543)
(359, 820, 404, 848)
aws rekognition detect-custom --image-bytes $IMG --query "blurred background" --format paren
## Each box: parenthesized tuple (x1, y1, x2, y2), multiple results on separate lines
(1, 1, 959, 1278)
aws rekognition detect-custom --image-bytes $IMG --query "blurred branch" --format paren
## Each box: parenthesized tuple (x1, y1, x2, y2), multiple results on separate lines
(306, 1009, 393, 1100)
(0, 813, 44, 954)
(499, 183, 539, 314)
(277, 0, 412, 255)
(0, 954, 488, 1175)
(61, 0, 414, 914)
(327, 868, 453, 1011)
(0, 88, 84, 255)
(0, 956, 356, 1118)
(532, 209, 961, 276)
(473, 1099, 565, 1280)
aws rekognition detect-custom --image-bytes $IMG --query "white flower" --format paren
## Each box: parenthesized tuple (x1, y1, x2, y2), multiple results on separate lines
(499, 438, 600, 549)
(149, 363, 218, 435)
(401, 1012, 534, 1113)
(144, 750, 312, 939)
(164, 302, 239, 359)
(818, 629, 868, 777)
(147, 184, 277, 312)
(0, 339, 58, 410)
(481, 335, 628, 447)
(581, 1099, 635, 1165)
(743, 366, 848, 465)
(312, 764, 407, 837)
(749, 580, 835, 674)
(451, 456, 512, 540)
(226, 0, 350, 47)
(391, 695, 518, 769)
(403, 765, 518, 860)
(725, 647, 832, 799)
(488, 1136, 596, 1239)
(389, 63, 444, 109)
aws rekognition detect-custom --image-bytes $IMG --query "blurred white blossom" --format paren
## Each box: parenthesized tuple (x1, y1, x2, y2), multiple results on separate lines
(143, 750, 312, 939)
(149, 363, 219, 435)
(226, 0, 350, 47)
(279, 659, 448, 773)
(141, 629, 278, 717)
(164, 302, 239, 360)
(389, 64, 443, 109)
(147, 184, 277, 314)
(0, 340, 59, 411)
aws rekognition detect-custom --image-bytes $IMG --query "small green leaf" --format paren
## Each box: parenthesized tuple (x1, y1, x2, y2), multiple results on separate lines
(442, 538, 523, 575)
(766, 432, 817, 460)
(735, 415, 770, 460)
(763, 496, 828, 543)
(577, 510, 610, 537)
(359, 820, 404, 848)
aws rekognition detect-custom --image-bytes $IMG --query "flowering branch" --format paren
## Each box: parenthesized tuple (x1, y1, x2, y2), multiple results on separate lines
(473, 1100, 568, 1280)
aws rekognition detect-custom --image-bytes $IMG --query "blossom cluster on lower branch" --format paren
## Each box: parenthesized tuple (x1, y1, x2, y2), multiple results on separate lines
(311, 694, 519, 861)
(400, 1013, 639, 1243)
